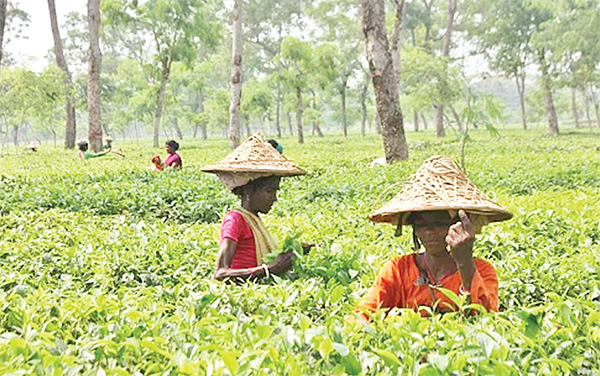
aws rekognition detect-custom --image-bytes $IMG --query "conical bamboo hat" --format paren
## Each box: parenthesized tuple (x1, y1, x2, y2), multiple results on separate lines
(369, 155, 512, 226)
(201, 134, 306, 176)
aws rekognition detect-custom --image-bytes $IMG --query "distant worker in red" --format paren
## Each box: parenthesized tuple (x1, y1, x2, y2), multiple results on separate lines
(354, 156, 512, 321)
(163, 140, 182, 169)
(202, 135, 310, 281)
(151, 155, 163, 172)
(151, 140, 182, 171)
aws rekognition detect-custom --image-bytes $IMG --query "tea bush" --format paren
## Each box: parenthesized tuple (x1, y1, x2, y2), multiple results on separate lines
(1, 128, 599, 375)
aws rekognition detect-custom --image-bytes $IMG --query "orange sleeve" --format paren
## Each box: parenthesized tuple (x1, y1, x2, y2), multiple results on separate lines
(355, 258, 405, 320)
(469, 259, 499, 312)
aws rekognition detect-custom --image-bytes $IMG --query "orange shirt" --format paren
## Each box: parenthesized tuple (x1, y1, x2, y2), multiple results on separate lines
(356, 254, 498, 319)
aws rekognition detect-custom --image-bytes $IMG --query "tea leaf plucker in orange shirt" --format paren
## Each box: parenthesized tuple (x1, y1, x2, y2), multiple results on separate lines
(354, 156, 513, 321)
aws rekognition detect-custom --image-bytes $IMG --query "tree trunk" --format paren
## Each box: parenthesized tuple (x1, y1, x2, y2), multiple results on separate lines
(153, 58, 170, 147)
(87, 0, 103, 152)
(313, 123, 323, 137)
(590, 86, 600, 128)
(434, 0, 457, 138)
(311, 90, 324, 137)
(201, 123, 207, 140)
(102, 122, 110, 137)
(571, 86, 580, 128)
(375, 112, 381, 134)
(423, 0, 432, 50)
(516, 73, 527, 130)
(413, 110, 419, 132)
(196, 90, 207, 140)
(361, 0, 408, 162)
(585, 103, 592, 132)
(228, 0, 243, 149)
(360, 83, 368, 136)
(421, 113, 428, 129)
(341, 86, 347, 137)
(13, 125, 18, 148)
(540, 55, 559, 136)
(48, 0, 77, 149)
(449, 103, 462, 132)
(434, 104, 445, 136)
(275, 85, 282, 138)
(389, 0, 406, 88)
(295, 85, 304, 143)
(134, 122, 140, 143)
(441, 0, 457, 57)
(245, 119, 251, 137)
(0, 0, 7, 72)
(583, 89, 592, 132)
(172, 118, 183, 139)
(286, 111, 293, 136)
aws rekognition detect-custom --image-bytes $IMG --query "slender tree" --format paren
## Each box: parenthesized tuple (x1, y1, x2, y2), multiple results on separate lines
(87, 0, 102, 151)
(361, 0, 408, 162)
(103, 0, 219, 147)
(245, 0, 305, 136)
(47, 0, 77, 149)
(0, 0, 7, 72)
(389, 0, 406, 87)
(434, 0, 457, 137)
(195, 90, 207, 140)
(280, 37, 312, 144)
(229, 0, 243, 149)
(538, 49, 559, 135)
(463, 0, 542, 131)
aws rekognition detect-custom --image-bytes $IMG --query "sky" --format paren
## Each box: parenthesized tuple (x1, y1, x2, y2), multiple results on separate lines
(8, 0, 85, 72)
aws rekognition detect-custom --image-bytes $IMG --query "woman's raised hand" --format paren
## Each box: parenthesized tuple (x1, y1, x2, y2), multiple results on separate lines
(445, 210, 475, 265)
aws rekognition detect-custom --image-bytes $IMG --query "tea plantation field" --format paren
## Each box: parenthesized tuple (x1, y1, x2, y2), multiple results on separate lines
(1, 128, 600, 375)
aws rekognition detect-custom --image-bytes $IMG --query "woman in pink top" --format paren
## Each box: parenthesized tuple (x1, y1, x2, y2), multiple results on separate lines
(164, 140, 182, 169)
(202, 135, 309, 282)
(215, 176, 295, 280)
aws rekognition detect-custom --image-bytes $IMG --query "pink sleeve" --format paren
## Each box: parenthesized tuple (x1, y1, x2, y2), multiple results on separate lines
(220, 212, 244, 243)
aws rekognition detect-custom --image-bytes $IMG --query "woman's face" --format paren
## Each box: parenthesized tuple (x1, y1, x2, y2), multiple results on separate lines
(412, 211, 457, 252)
(248, 177, 280, 214)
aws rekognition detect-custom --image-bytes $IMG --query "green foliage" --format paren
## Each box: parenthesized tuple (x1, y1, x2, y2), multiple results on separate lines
(1, 131, 600, 374)
(401, 46, 465, 112)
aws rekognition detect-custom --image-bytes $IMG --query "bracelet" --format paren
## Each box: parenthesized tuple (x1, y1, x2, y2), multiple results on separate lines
(261, 264, 270, 278)
(459, 284, 471, 296)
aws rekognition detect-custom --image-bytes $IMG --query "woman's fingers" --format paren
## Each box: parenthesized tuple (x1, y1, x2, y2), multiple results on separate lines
(458, 210, 473, 234)
(446, 218, 474, 248)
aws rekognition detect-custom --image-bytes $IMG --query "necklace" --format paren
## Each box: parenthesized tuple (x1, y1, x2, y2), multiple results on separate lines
(421, 253, 457, 284)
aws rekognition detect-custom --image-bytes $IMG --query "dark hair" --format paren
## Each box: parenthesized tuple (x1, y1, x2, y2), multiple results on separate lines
(231, 176, 278, 197)
(166, 140, 179, 151)
(267, 139, 279, 149)
(77, 141, 89, 151)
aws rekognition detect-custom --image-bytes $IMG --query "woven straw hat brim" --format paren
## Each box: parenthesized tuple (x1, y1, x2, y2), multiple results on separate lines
(201, 163, 306, 176)
(369, 155, 512, 226)
(368, 204, 513, 225)
(201, 134, 306, 177)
